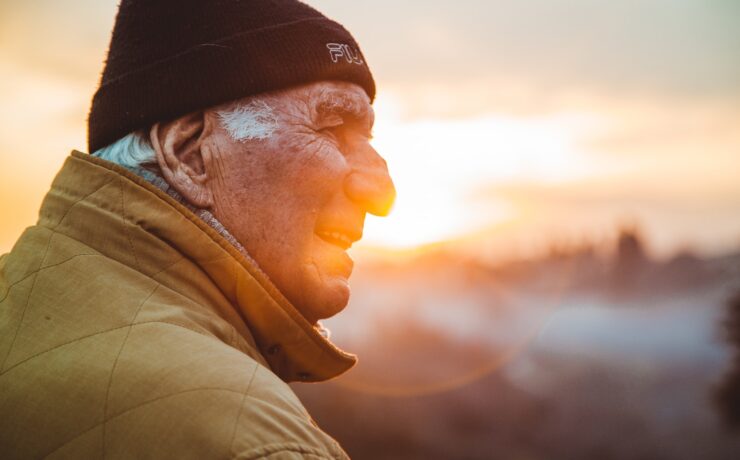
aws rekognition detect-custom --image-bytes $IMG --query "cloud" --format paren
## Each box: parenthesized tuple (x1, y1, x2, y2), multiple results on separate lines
(314, 0, 740, 115)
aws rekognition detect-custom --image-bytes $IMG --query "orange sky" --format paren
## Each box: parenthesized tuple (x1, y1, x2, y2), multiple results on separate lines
(1, 0, 739, 259)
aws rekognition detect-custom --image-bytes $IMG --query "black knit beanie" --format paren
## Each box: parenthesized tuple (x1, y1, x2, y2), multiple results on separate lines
(87, 0, 375, 152)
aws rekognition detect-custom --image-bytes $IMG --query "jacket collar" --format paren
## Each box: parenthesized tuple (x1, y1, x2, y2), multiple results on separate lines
(39, 151, 356, 382)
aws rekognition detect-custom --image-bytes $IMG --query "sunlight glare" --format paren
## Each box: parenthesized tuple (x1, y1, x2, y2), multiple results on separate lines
(359, 92, 603, 250)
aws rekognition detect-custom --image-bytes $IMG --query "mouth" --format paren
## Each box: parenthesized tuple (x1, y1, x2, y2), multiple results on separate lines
(315, 228, 360, 250)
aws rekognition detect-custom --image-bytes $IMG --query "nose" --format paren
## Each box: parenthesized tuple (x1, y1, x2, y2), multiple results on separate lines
(344, 144, 396, 216)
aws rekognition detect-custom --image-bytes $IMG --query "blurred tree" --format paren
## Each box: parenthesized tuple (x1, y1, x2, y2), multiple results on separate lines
(610, 226, 650, 298)
(714, 290, 740, 430)
(616, 226, 647, 269)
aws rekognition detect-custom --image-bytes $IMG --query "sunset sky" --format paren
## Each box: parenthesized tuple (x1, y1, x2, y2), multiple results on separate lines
(1, 0, 739, 259)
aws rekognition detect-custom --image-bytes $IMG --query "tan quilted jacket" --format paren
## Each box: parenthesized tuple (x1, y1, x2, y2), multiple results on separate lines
(0, 152, 356, 459)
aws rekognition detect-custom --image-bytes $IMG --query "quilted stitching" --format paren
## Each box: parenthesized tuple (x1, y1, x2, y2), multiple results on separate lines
(0, 253, 101, 305)
(1, 177, 115, 371)
(0, 229, 54, 372)
(234, 442, 339, 460)
(42, 387, 248, 458)
(119, 176, 142, 272)
(102, 284, 159, 456)
(229, 364, 260, 457)
(0, 320, 240, 381)
(46, 178, 115, 230)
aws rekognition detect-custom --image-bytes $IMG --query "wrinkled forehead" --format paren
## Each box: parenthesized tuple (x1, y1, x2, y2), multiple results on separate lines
(267, 80, 374, 125)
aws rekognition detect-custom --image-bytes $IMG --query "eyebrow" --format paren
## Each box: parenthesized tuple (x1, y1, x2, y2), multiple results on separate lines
(314, 90, 373, 127)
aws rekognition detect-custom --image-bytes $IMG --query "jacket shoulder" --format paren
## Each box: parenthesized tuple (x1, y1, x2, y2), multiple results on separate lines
(48, 323, 346, 459)
(225, 365, 349, 460)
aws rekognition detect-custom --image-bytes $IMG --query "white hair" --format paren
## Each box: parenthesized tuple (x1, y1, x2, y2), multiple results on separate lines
(92, 100, 278, 167)
(92, 131, 156, 168)
(216, 100, 278, 142)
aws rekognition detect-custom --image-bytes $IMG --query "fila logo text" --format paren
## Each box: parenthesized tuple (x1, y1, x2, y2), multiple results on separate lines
(326, 43, 364, 65)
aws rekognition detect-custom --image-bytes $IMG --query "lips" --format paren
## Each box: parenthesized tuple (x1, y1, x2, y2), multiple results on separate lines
(316, 228, 360, 250)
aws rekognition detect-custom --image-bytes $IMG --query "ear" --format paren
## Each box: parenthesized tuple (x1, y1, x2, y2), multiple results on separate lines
(150, 112, 213, 208)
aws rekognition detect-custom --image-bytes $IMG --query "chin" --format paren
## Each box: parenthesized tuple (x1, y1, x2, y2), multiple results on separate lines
(289, 235, 354, 323)
(300, 275, 351, 324)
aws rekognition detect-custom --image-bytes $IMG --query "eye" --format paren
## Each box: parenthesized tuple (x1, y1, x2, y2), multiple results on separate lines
(317, 120, 345, 143)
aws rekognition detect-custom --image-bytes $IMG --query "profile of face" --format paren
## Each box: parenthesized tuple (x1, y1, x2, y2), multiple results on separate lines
(150, 81, 395, 324)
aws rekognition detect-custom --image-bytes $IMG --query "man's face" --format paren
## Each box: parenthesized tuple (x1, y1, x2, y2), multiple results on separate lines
(201, 81, 395, 324)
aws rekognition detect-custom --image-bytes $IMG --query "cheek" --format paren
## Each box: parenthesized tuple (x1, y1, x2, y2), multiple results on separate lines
(209, 134, 349, 252)
(270, 133, 349, 197)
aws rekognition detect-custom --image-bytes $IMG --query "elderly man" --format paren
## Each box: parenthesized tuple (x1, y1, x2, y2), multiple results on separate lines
(0, 1, 393, 458)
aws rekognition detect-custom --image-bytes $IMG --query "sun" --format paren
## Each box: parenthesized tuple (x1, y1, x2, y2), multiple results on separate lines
(357, 92, 600, 251)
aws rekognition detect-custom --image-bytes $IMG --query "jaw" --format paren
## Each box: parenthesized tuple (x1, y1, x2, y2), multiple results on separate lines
(289, 234, 354, 324)
(304, 267, 351, 324)
(225, 211, 356, 324)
